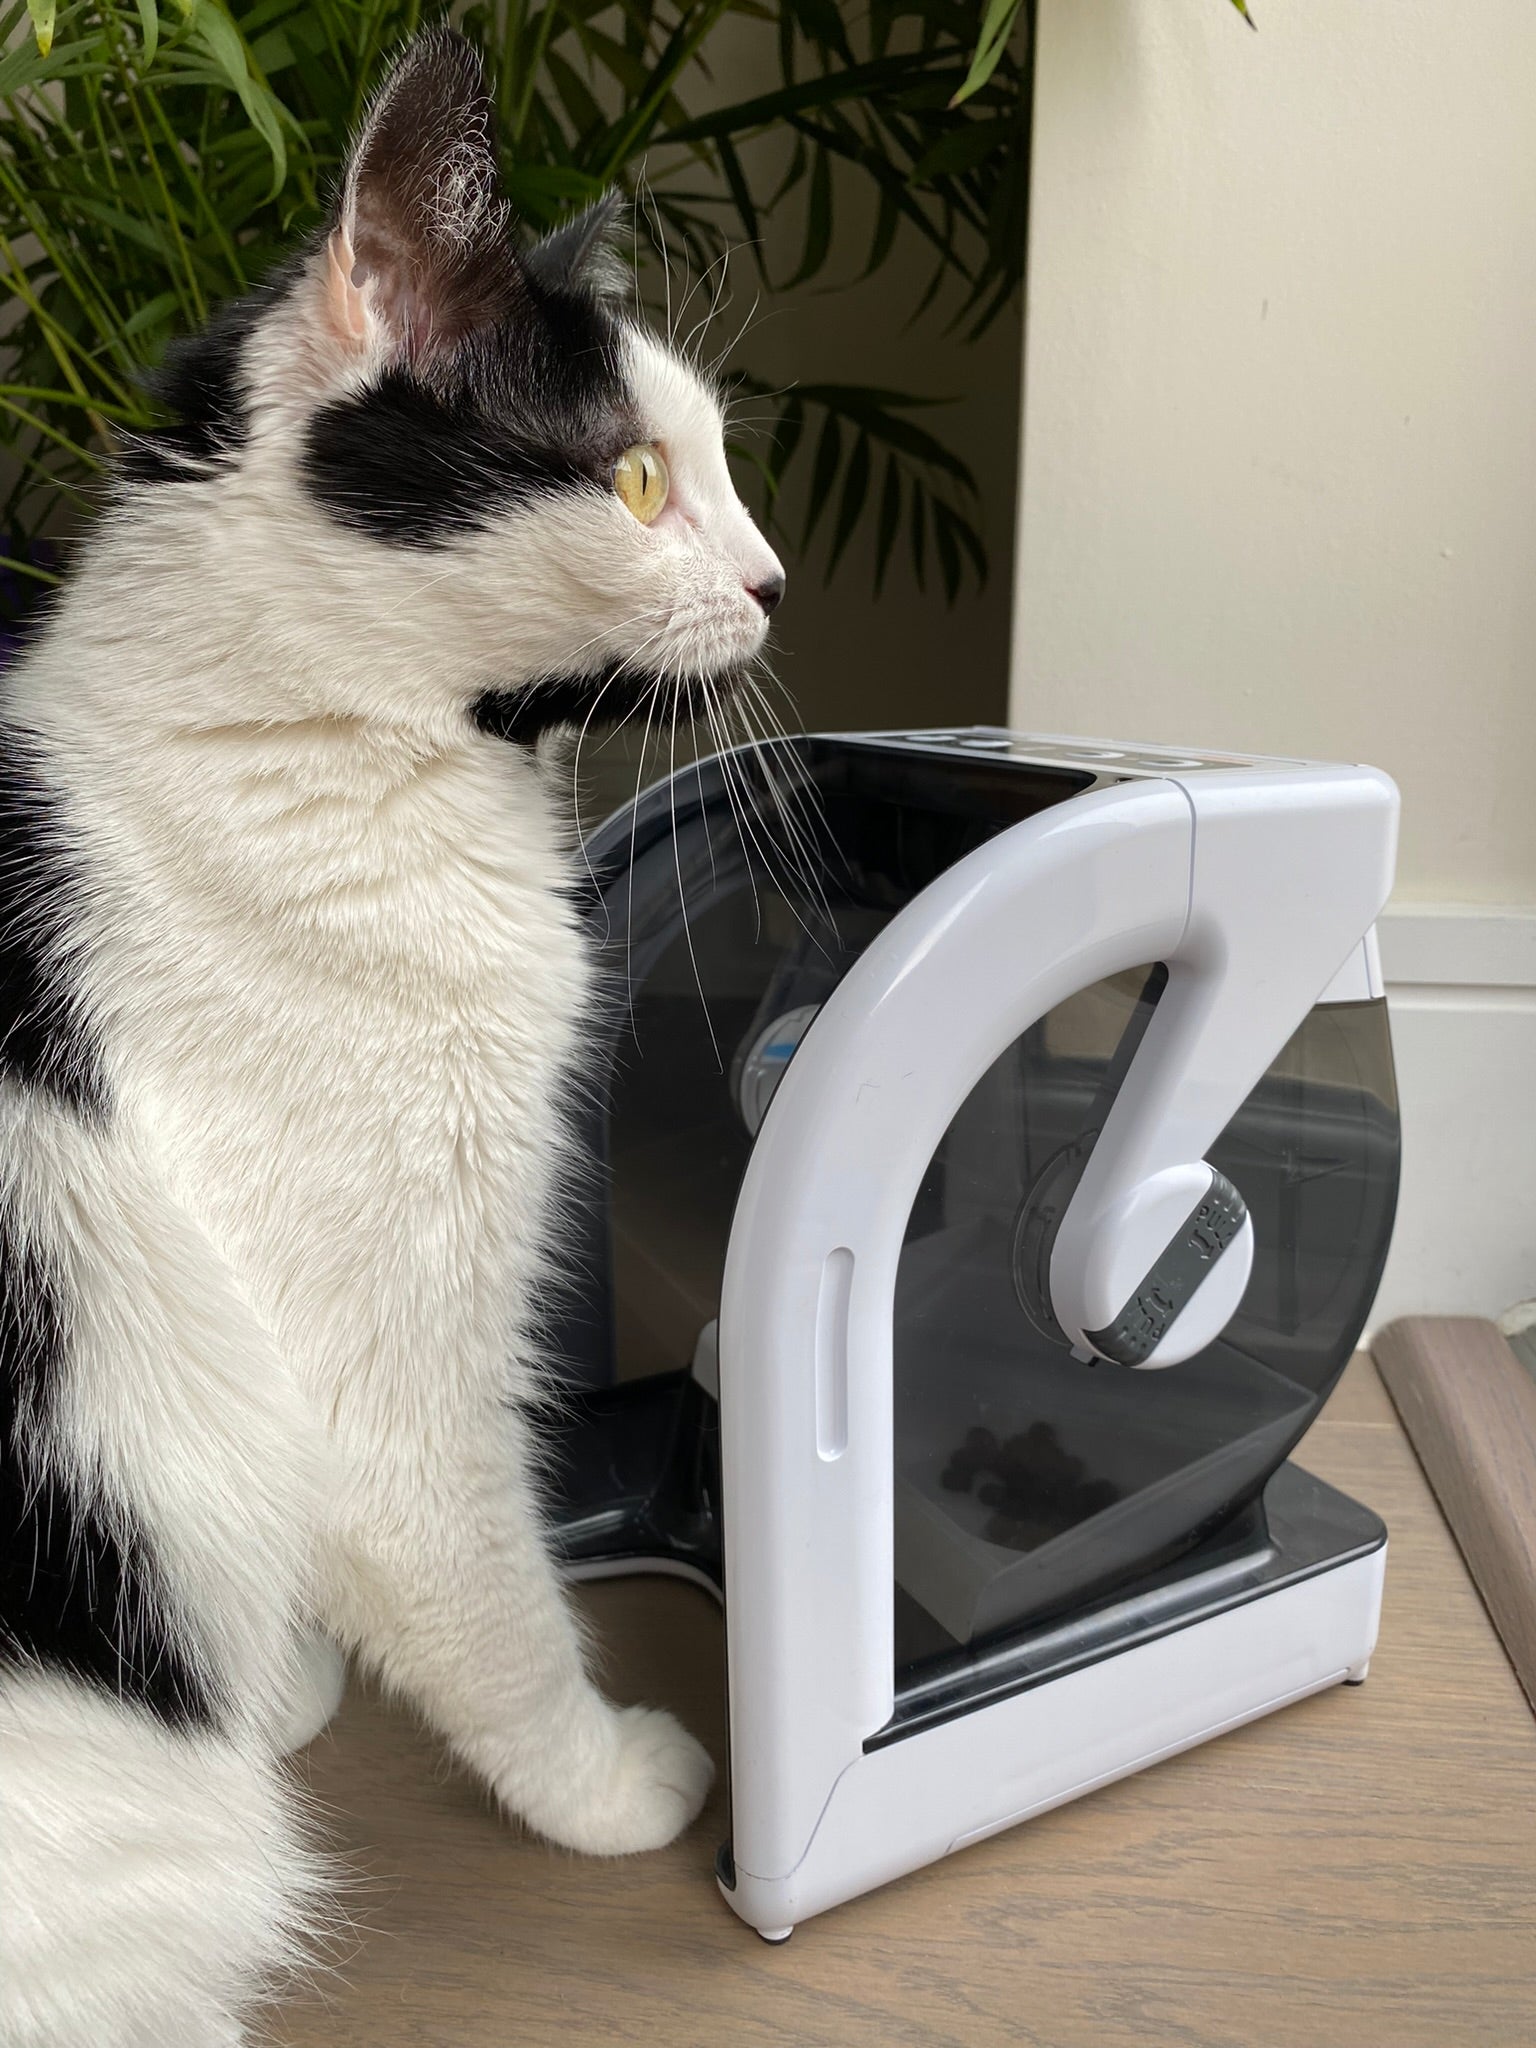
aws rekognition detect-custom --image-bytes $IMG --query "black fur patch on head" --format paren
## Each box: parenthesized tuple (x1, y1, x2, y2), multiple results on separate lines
(473, 664, 716, 743)
(0, 1227, 217, 1727)
(302, 286, 640, 547)
(0, 744, 108, 1116)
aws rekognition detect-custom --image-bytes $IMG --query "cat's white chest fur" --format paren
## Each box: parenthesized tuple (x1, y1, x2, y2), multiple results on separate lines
(87, 723, 590, 1423)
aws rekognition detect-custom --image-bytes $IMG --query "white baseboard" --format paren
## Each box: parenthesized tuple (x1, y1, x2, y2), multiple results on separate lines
(1366, 904, 1536, 1333)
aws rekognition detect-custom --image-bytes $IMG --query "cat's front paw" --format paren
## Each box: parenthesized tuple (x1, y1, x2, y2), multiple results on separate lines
(514, 1703, 714, 1857)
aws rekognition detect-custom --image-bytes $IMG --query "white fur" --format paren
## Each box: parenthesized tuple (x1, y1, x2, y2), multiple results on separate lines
(0, 1675, 331, 2048)
(0, 195, 781, 2043)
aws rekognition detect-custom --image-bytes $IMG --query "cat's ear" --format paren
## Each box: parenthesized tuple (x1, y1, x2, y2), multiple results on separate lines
(324, 28, 523, 367)
(524, 191, 629, 307)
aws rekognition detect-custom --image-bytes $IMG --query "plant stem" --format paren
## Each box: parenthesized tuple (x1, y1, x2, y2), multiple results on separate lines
(0, 385, 137, 420)
(0, 393, 110, 468)
(0, 229, 137, 416)
(101, 7, 208, 324)
(597, 0, 737, 180)
(0, 157, 150, 378)
(142, 77, 246, 288)
(0, 552, 64, 587)
(510, 2, 559, 147)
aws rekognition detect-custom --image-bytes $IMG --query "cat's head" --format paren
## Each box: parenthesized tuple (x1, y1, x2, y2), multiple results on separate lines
(123, 28, 784, 740)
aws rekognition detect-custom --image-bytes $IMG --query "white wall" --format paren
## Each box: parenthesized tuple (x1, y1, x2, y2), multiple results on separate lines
(1010, 0, 1535, 1319)
(1010, 0, 1536, 907)
(1369, 907, 1535, 1328)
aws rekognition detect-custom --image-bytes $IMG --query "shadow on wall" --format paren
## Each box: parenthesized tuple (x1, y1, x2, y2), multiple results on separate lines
(737, 249, 1023, 743)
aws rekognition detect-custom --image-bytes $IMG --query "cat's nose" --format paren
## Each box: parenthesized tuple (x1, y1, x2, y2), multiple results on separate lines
(748, 573, 785, 616)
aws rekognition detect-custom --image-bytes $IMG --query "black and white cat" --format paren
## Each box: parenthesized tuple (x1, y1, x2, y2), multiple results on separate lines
(0, 29, 784, 2046)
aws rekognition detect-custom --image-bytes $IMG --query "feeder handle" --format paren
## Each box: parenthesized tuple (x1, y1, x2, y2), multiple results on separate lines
(1048, 766, 1398, 1366)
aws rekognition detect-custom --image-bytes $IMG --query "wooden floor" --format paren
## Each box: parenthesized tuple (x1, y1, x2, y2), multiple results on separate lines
(272, 1358, 1536, 2048)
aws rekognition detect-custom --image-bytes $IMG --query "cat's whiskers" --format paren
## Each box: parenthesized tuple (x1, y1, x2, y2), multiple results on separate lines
(698, 672, 765, 942)
(629, 166, 647, 327)
(568, 623, 670, 943)
(636, 171, 675, 350)
(665, 666, 722, 1070)
(372, 556, 467, 625)
(724, 370, 799, 412)
(673, 239, 694, 357)
(567, 613, 674, 813)
(692, 694, 720, 901)
(705, 679, 834, 964)
(743, 666, 838, 888)
(728, 671, 837, 947)
(708, 289, 764, 384)
(551, 605, 666, 683)
(696, 258, 746, 378)
(623, 670, 668, 1036)
(675, 247, 733, 370)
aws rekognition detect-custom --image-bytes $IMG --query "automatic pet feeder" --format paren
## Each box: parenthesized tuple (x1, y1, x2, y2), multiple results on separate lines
(545, 728, 1400, 1938)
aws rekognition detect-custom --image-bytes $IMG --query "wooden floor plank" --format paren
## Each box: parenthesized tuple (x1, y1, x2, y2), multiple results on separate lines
(270, 1359, 1536, 2048)
(1315, 1351, 1401, 1427)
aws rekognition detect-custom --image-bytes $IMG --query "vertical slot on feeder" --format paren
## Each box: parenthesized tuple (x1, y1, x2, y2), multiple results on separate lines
(816, 1248, 854, 1460)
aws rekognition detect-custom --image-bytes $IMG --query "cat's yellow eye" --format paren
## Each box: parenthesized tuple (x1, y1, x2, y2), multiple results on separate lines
(613, 443, 669, 524)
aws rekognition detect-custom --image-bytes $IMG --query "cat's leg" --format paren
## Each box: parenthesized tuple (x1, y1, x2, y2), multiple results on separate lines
(322, 1398, 713, 1856)
(0, 1672, 327, 2048)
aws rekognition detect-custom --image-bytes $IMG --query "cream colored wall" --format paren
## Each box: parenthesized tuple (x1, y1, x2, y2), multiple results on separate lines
(1009, 0, 1536, 906)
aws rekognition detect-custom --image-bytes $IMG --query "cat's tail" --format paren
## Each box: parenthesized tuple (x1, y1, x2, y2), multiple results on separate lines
(0, 1668, 332, 2048)
(0, 1074, 339, 2044)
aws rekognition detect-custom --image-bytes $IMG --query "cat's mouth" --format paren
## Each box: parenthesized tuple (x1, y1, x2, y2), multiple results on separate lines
(471, 662, 744, 746)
